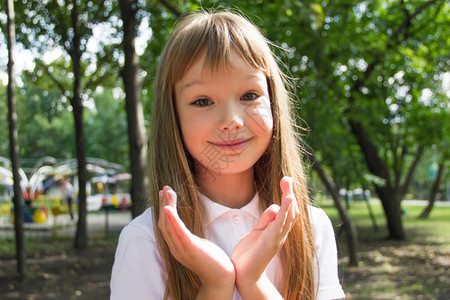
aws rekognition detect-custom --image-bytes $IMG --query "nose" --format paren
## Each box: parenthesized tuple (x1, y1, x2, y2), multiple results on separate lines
(219, 102, 244, 131)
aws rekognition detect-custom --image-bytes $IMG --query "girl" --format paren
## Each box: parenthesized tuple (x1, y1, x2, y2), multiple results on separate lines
(111, 10, 345, 300)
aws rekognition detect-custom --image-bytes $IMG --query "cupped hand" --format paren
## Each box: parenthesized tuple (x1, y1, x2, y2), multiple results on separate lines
(157, 186, 235, 297)
(231, 176, 300, 296)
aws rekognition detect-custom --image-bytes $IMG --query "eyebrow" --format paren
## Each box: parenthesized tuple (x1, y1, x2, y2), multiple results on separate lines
(179, 72, 265, 94)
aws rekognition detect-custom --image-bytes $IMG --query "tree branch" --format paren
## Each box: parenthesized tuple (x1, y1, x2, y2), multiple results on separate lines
(345, 1, 439, 188)
(91, 0, 107, 21)
(83, 47, 117, 91)
(400, 146, 424, 197)
(56, 7, 70, 54)
(350, 0, 439, 100)
(407, 0, 446, 38)
(392, 0, 439, 41)
(347, 119, 392, 187)
(35, 59, 68, 96)
(157, 0, 181, 17)
(304, 147, 359, 266)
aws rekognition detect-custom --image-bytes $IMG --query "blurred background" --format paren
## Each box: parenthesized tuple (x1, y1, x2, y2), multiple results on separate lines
(0, 0, 448, 299)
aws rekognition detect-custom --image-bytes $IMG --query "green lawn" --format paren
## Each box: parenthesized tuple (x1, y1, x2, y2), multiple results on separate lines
(320, 200, 450, 299)
(1, 201, 448, 299)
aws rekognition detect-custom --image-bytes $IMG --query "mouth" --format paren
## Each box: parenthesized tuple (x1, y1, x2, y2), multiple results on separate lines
(210, 138, 253, 153)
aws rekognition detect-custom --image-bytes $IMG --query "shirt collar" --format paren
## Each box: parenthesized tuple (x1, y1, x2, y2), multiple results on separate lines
(199, 192, 262, 225)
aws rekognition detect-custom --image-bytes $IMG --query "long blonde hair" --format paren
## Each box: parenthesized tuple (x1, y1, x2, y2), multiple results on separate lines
(149, 10, 316, 300)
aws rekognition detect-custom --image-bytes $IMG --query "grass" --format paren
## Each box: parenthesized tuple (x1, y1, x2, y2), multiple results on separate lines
(1, 201, 448, 299)
(0, 233, 120, 299)
(319, 200, 450, 300)
(0, 232, 120, 257)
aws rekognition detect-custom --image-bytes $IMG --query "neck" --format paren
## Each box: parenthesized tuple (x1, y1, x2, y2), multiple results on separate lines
(195, 166, 255, 209)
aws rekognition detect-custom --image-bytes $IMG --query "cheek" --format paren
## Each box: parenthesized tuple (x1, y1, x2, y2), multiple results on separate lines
(179, 120, 196, 148)
(179, 113, 206, 138)
(179, 127, 197, 161)
(177, 113, 208, 155)
(246, 98, 274, 135)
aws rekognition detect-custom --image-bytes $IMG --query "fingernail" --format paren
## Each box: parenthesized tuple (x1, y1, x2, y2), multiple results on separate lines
(286, 177, 294, 193)
(169, 190, 177, 207)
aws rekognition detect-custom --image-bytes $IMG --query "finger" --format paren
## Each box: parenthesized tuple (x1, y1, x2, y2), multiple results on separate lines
(280, 195, 299, 237)
(270, 195, 296, 240)
(280, 177, 300, 215)
(160, 186, 179, 240)
(158, 186, 178, 233)
(164, 205, 193, 247)
(280, 176, 294, 200)
(158, 189, 166, 229)
(278, 194, 294, 226)
(158, 186, 177, 249)
(253, 204, 280, 231)
(158, 190, 179, 253)
(163, 186, 177, 209)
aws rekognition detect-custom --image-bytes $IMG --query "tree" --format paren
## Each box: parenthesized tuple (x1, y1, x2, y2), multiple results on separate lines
(84, 90, 129, 165)
(13, 0, 120, 248)
(16, 67, 75, 160)
(240, 0, 448, 240)
(0, 85, 9, 157)
(5, 0, 26, 277)
(306, 151, 359, 266)
(68, 0, 88, 248)
(194, 0, 449, 240)
(340, 0, 448, 239)
(119, 0, 149, 218)
(418, 126, 449, 218)
(419, 161, 446, 218)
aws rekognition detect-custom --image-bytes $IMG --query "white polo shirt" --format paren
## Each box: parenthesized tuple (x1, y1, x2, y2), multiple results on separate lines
(110, 193, 345, 299)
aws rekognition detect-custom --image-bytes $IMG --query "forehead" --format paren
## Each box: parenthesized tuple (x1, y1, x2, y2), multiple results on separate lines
(167, 12, 274, 89)
(175, 50, 265, 91)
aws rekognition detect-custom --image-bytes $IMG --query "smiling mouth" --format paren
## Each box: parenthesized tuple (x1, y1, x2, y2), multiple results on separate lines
(210, 138, 252, 152)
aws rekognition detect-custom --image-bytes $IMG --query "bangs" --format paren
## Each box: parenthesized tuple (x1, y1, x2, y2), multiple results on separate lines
(168, 11, 273, 84)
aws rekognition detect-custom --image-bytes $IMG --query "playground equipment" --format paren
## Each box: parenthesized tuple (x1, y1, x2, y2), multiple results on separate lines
(0, 165, 42, 224)
(0, 156, 132, 226)
(90, 172, 132, 210)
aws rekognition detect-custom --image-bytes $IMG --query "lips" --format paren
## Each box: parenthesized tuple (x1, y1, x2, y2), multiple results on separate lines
(210, 138, 252, 153)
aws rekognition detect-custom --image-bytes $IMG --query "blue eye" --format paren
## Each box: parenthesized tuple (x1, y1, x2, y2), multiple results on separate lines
(241, 92, 259, 101)
(192, 98, 213, 107)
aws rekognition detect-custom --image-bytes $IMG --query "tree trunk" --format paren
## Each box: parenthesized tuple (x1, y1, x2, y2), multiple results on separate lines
(362, 185, 378, 231)
(419, 162, 446, 219)
(6, 0, 27, 277)
(69, 0, 88, 249)
(119, 0, 150, 218)
(73, 102, 88, 249)
(342, 2, 435, 241)
(307, 154, 359, 266)
(348, 119, 408, 240)
(376, 186, 405, 240)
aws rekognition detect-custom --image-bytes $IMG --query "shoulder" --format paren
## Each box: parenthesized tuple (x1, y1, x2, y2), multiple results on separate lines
(117, 208, 157, 244)
(112, 208, 160, 272)
(111, 208, 167, 299)
(309, 206, 333, 230)
(308, 206, 336, 249)
(308, 206, 346, 299)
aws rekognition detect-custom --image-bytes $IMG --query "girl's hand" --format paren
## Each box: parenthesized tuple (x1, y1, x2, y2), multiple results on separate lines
(158, 186, 235, 299)
(231, 176, 300, 298)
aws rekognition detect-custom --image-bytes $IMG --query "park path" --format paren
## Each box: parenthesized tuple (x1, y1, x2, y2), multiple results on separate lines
(0, 210, 132, 238)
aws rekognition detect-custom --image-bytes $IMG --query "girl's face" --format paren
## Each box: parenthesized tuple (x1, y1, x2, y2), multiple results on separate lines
(174, 50, 273, 178)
